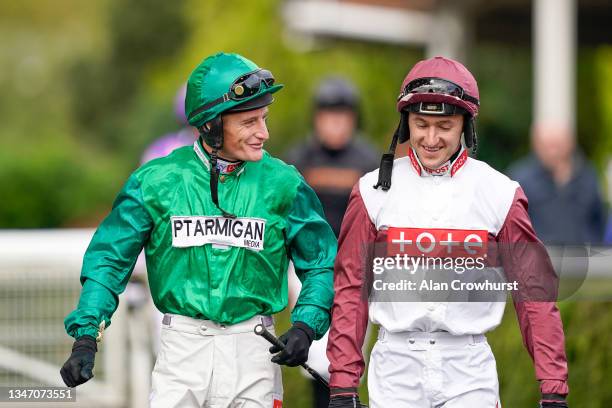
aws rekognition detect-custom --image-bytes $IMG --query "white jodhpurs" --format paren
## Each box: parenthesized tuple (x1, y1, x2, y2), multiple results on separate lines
(150, 314, 283, 408)
(368, 329, 501, 408)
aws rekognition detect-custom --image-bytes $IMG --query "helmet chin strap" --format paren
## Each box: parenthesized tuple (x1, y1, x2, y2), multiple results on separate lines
(373, 119, 401, 191)
(468, 132, 478, 157)
(209, 149, 237, 219)
(198, 130, 237, 219)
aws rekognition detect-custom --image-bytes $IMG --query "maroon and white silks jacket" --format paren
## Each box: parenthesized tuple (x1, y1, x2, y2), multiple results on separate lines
(327, 147, 569, 395)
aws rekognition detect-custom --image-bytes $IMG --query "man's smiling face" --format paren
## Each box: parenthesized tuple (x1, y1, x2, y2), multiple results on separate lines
(216, 106, 270, 162)
(408, 113, 464, 169)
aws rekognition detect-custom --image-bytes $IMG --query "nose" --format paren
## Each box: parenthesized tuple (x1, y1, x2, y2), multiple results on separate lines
(423, 126, 438, 146)
(255, 119, 269, 141)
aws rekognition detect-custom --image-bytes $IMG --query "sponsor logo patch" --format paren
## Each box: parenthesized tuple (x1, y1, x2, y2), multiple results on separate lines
(171, 216, 266, 251)
(387, 227, 488, 257)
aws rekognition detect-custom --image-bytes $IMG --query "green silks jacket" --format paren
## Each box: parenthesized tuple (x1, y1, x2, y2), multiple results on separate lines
(64, 141, 336, 340)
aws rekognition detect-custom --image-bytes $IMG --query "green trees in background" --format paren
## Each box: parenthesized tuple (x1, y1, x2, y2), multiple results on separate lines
(0, 0, 190, 227)
(66, 0, 188, 152)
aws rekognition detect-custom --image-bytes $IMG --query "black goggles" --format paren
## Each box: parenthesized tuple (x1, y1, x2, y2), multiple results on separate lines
(189, 69, 276, 120)
(230, 69, 275, 100)
(400, 77, 479, 106)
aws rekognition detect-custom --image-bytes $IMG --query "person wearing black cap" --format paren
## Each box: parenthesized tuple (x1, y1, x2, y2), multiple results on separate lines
(285, 77, 378, 408)
(286, 77, 379, 237)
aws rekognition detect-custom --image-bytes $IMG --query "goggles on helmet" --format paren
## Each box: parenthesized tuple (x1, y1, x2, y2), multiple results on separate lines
(405, 102, 467, 116)
(230, 69, 274, 99)
(188, 69, 275, 120)
(400, 77, 479, 107)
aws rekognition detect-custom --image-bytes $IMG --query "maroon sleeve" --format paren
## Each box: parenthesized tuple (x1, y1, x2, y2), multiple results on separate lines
(497, 187, 569, 395)
(327, 183, 376, 388)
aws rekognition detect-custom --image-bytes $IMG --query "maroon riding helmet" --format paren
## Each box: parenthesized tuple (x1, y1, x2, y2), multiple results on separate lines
(374, 56, 480, 190)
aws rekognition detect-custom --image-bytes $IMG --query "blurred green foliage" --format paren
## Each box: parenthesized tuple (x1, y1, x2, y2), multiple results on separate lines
(471, 45, 534, 172)
(1, 1, 611, 405)
(66, 0, 189, 151)
(490, 301, 612, 407)
(0, 147, 119, 227)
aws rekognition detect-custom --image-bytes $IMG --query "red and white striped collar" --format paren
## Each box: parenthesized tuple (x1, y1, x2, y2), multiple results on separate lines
(407, 146, 468, 177)
(193, 141, 245, 175)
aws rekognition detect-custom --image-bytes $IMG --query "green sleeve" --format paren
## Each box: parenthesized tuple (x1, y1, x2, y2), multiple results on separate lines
(64, 174, 153, 339)
(285, 178, 336, 340)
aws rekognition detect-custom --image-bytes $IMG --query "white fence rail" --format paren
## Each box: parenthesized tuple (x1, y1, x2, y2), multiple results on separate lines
(0, 229, 154, 408)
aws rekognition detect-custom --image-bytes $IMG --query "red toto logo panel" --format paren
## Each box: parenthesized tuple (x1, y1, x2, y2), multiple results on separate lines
(387, 227, 488, 257)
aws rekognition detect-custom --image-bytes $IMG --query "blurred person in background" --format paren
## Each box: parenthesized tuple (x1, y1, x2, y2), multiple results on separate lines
(286, 77, 379, 237)
(507, 121, 605, 245)
(60, 52, 337, 408)
(285, 77, 378, 408)
(140, 84, 198, 163)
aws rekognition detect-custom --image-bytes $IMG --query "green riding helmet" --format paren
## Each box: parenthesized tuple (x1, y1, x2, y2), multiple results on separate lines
(186, 52, 284, 128)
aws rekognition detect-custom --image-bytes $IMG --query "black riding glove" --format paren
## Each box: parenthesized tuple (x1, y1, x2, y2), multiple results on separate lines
(539, 394, 568, 408)
(329, 388, 363, 408)
(60, 336, 97, 387)
(269, 321, 314, 366)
